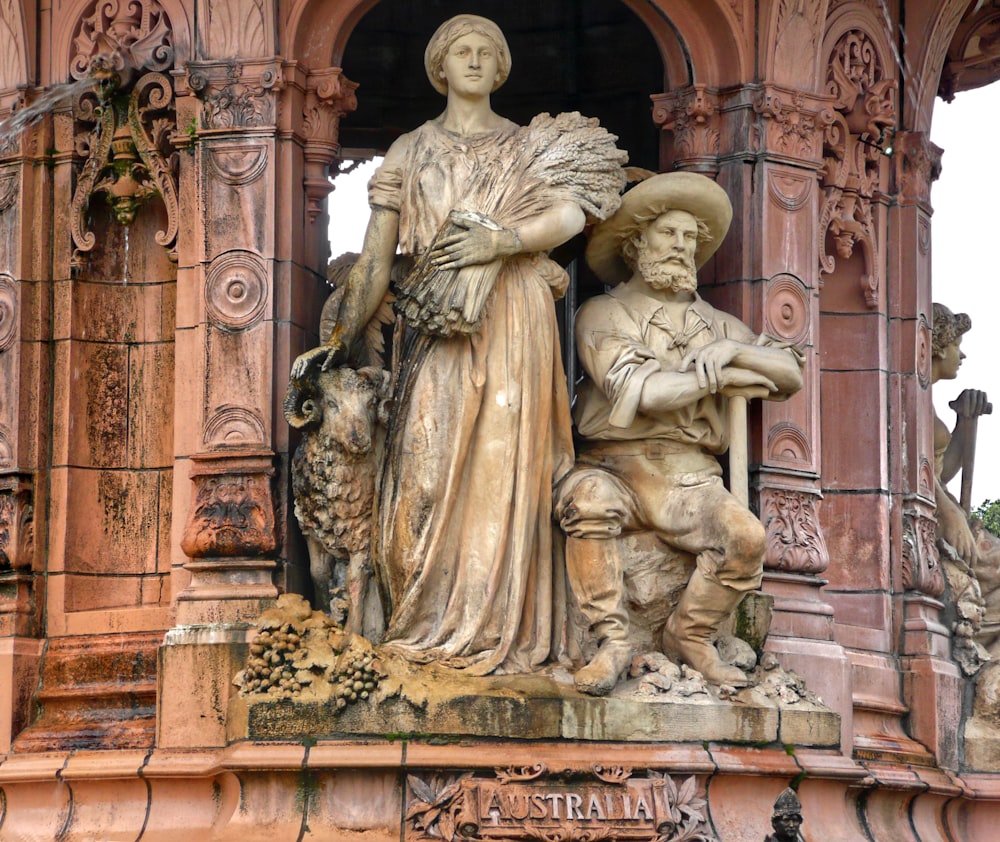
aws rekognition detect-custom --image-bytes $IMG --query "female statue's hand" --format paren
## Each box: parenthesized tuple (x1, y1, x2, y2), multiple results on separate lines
(290, 344, 341, 380)
(939, 495, 978, 564)
(429, 218, 520, 270)
(950, 388, 993, 420)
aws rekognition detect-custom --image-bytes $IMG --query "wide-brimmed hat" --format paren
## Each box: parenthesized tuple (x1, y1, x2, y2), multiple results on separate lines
(585, 171, 733, 285)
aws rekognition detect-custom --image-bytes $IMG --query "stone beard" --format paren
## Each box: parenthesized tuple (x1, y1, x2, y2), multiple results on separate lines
(633, 233, 698, 293)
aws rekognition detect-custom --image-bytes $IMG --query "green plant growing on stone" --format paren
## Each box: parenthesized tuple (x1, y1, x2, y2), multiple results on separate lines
(972, 499, 1000, 537)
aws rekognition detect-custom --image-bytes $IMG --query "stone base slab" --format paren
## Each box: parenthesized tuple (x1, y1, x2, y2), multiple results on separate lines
(228, 668, 840, 748)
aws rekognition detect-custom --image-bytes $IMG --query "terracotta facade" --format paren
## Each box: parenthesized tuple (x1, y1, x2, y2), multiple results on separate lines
(1, 1, 999, 839)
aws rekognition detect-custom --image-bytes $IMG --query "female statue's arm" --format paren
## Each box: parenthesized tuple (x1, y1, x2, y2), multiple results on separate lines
(290, 208, 399, 379)
(429, 200, 586, 270)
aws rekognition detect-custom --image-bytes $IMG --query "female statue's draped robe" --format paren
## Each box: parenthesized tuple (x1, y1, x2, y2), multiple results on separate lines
(369, 119, 577, 674)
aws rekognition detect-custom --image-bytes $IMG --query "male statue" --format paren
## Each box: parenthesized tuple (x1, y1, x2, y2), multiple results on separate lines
(556, 172, 804, 695)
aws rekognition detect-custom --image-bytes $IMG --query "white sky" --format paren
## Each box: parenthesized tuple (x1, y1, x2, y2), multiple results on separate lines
(931, 85, 1000, 508)
(327, 86, 1000, 509)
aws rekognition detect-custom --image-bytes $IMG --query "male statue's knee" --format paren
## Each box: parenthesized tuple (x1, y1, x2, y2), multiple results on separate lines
(724, 514, 767, 572)
(558, 476, 625, 539)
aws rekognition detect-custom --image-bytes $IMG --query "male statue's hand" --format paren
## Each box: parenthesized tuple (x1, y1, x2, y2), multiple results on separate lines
(950, 389, 993, 419)
(718, 366, 777, 401)
(680, 339, 739, 393)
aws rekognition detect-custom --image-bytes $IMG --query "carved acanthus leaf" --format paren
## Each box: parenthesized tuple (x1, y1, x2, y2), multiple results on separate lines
(753, 90, 822, 161)
(895, 131, 942, 207)
(651, 86, 720, 168)
(761, 489, 830, 574)
(0, 477, 33, 571)
(902, 510, 945, 597)
(206, 0, 267, 59)
(302, 68, 359, 223)
(190, 61, 281, 130)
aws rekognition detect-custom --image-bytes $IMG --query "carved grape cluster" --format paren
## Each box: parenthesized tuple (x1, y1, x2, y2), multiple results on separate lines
(243, 624, 306, 698)
(331, 651, 379, 710)
(234, 593, 383, 710)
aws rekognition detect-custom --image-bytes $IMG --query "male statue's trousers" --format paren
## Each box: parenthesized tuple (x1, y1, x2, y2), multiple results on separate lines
(556, 440, 766, 686)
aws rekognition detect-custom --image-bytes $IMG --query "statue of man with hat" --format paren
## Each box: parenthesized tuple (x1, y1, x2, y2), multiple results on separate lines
(556, 171, 804, 695)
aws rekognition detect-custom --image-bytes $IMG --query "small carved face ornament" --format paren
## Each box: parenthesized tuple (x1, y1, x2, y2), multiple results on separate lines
(641, 209, 700, 269)
(440, 34, 499, 97)
(772, 812, 802, 840)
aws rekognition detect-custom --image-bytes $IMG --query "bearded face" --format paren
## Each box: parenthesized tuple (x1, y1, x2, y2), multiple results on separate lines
(631, 209, 700, 293)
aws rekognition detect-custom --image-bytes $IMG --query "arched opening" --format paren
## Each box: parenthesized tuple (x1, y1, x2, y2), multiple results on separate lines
(336, 0, 665, 173)
(326, 1, 669, 403)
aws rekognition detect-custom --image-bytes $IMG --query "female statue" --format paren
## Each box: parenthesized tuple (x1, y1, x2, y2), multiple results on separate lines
(292, 15, 625, 675)
(932, 303, 995, 668)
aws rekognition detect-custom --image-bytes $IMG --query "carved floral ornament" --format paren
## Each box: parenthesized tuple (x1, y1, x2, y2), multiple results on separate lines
(405, 766, 715, 842)
(69, 0, 179, 270)
(187, 60, 282, 130)
(819, 28, 896, 309)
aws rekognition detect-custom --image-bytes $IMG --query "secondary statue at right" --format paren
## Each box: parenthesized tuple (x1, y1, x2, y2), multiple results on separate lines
(556, 172, 805, 695)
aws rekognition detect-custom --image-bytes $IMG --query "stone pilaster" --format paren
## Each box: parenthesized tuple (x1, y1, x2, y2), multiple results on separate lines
(656, 80, 853, 747)
(888, 130, 959, 769)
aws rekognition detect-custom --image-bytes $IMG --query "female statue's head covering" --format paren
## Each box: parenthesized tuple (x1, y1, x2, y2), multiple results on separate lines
(424, 14, 511, 95)
(932, 302, 971, 357)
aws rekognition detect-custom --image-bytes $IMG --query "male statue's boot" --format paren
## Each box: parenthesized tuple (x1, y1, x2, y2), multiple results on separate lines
(661, 570, 751, 687)
(566, 537, 632, 696)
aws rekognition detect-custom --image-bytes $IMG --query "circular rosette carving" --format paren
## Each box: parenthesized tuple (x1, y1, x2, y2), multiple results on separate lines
(205, 251, 268, 330)
(764, 272, 809, 345)
(0, 274, 17, 352)
(917, 315, 932, 387)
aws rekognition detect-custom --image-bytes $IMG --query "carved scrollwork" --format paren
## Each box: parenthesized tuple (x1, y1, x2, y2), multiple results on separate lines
(651, 85, 720, 170)
(819, 29, 896, 309)
(70, 0, 174, 82)
(0, 273, 16, 352)
(902, 509, 945, 597)
(70, 69, 179, 269)
(204, 250, 268, 330)
(761, 488, 830, 574)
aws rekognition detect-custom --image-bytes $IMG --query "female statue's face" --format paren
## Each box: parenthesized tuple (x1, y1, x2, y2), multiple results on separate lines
(937, 337, 964, 380)
(441, 33, 499, 97)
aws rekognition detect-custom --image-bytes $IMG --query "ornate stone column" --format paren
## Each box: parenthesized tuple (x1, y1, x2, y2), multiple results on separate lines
(0, 89, 47, 752)
(889, 130, 959, 769)
(158, 37, 357, 745)
(654, 82, 852, 747)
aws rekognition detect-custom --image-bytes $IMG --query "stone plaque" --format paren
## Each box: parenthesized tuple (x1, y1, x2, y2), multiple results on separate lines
(405, 766, 715, 841)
